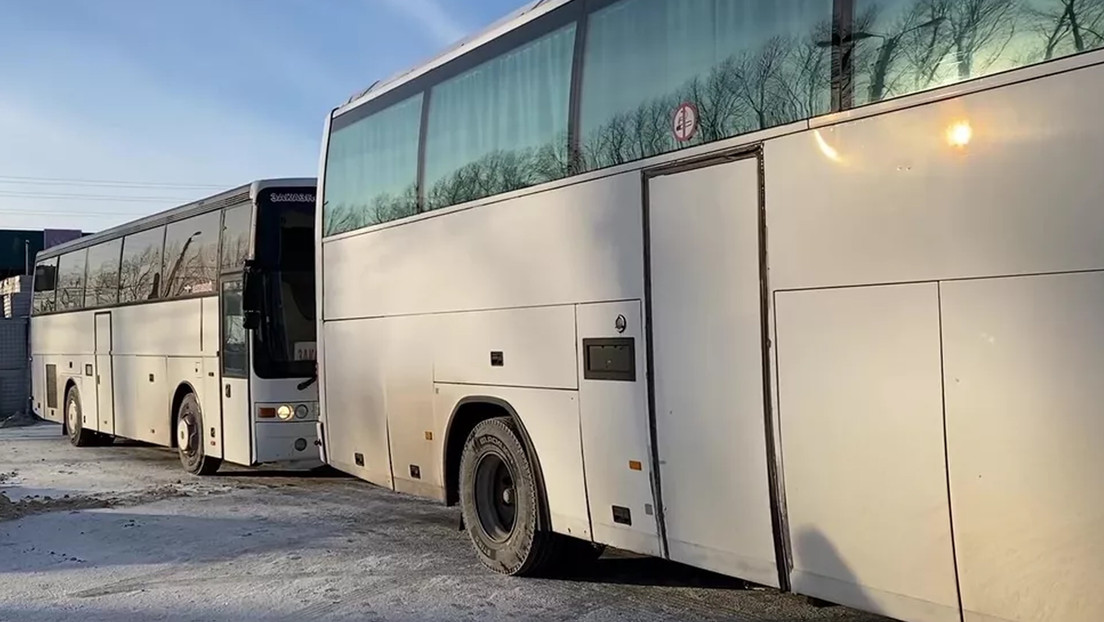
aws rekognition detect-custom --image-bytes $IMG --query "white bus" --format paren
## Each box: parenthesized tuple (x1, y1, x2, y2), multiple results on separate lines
(314, 1, 1104, 621)
(30, 179, 321, 476)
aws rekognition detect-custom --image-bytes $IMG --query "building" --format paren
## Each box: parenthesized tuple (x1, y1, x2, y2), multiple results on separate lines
(0, 229, 84, 280)
(0, 228, 83, 418)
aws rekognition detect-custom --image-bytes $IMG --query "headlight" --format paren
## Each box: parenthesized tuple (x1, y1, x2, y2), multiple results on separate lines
(276, 405, 294, 420)
(294, 404, 309, 420)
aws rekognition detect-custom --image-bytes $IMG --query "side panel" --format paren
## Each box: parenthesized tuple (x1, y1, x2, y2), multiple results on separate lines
(942, 273, 1104, 622)
(435, 383, 591, 540)
(31, 312, 95, 424)
(576, 300, 660, 556)
(647, 159, 778, 587)
(201, 357, 223, 460)
(112, 355, 170, 445)
(200, 297, 219, 356)
(221, 377, 251, 465)
(774, 284, 960, 622)
(94, 313, 115, 435)
(323, 172, 645, 320)
(107, 300, 202, 446)
(434, 306, 579, 390)
(766, 62, 1104, 292)
(322, 318, 394, 487)
(202, 292, 223, 458)
(112, 299, 203, 357)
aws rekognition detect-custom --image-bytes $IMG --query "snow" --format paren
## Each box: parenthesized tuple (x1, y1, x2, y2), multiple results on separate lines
(0, 423, 889, 622)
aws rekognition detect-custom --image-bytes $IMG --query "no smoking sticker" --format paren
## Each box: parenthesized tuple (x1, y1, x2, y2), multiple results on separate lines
(672, 102, 699, 142)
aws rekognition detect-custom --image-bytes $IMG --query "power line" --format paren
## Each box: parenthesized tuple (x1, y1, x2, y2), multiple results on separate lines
(0, 208, 148, 218)
(0, 191, 195, 203)
(0, 175, 231, 190)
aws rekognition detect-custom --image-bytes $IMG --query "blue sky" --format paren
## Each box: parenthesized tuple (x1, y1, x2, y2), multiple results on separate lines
(0, 0, 528, 232)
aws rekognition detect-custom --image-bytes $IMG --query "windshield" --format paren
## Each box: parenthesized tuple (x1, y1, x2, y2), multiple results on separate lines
(253, 187, 317, 379)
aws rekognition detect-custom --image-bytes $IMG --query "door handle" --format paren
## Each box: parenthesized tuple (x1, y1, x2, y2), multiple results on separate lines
(225, 384, 231, 398)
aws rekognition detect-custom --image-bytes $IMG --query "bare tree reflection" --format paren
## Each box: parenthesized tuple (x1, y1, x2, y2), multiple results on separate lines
(321, 0, 1104, 234)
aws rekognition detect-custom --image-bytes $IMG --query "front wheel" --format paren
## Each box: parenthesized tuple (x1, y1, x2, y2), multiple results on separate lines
(176, 393, 222, 476)
(459, 417, 559, 576)
(65, 388, 100, 447)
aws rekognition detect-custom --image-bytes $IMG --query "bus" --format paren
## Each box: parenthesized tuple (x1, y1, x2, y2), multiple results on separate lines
(30, 178, 320, 476)
(313, 1, 1104, 621)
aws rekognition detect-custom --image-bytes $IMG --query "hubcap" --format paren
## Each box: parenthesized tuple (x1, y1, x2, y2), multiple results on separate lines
(67, 400, 77, 432)
(474, 453, 517, 543)
(178, 412, 197, 456)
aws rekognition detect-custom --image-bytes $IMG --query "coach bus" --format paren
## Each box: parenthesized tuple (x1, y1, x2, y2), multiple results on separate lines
(313, 1, 1104, 621)
(30, 178, 320, 476)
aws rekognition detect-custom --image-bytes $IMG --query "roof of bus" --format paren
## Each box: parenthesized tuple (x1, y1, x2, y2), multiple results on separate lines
(35, 177, 316, 262)
(335, 0, 570, 118)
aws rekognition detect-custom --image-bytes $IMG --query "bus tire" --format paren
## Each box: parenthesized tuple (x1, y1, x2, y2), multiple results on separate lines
(65, 387, 98, 447)
(459, 416, 556, 576)
(176, 392, 221, 476)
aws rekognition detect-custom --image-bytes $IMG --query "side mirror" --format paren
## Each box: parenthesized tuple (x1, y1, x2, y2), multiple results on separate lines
(242, 259, 263, 332)
(33, 264, 56, 292)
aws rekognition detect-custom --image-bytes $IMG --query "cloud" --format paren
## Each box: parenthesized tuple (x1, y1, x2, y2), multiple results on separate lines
(380, 0, 468, 46)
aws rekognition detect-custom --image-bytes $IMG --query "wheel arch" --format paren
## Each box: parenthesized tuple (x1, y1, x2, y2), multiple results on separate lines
(169, 381, 200, 448)
(443, 396, 551, 530)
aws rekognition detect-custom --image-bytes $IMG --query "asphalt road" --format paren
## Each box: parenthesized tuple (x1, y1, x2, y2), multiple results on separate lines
(0, 423, 892, 622)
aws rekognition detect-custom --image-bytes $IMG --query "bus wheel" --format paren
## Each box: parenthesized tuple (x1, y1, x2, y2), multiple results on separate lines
(459, 417, 556, 576)
(65, 387, 98, 447)
(176, 393, 221, 476)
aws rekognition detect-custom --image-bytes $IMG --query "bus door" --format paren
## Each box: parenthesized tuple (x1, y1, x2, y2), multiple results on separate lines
(644, 154, 781, 587)
(94, 312, 115, 435)
(220, 277, 252, 465)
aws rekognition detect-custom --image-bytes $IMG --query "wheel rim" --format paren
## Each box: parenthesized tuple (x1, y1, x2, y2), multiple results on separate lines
(474, 453, 517, 543)
(66, 398, 78, 433)
(178, 408, 198, 458)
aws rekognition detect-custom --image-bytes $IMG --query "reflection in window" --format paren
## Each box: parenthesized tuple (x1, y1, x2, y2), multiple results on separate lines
(163, 211, 220, 298)
(56, 250, 88, 311)
(119, 227, 165, 303)
(325, 94, 423, 236)
(851, 0, 1104, 106)
(580, 0, 832, 171)
(221, 279, 248, 377)
(32, 258, 58, 315)
(84, 239, 122, 308)
(424, 24, 575, 210)
(221, 204, 252, 272)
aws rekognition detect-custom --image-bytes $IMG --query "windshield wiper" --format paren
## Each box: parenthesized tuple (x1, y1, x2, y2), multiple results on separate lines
(297, 362, 318, 391)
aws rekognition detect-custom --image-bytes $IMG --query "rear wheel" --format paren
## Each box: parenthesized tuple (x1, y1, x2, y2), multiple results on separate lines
(460, 417, 560, 576)
(176, 392, 221, 476)
(65, 388, 99, 447)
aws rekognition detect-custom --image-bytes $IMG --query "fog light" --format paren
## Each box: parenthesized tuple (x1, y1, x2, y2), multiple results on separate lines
(294, 438, 308, 451)
(295, 404, 309, 419)
(277, 405, 293, 420)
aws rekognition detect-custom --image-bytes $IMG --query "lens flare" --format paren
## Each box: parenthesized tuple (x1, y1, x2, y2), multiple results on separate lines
(947, 121, 973, 148)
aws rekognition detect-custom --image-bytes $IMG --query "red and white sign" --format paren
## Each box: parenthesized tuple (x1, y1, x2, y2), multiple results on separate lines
(672, 102, 699, 143)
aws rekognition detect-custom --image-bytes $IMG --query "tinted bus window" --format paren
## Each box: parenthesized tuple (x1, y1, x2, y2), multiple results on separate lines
(221, 204, 252, 272)
(119, 226, 166, 303)
(424, 23, 576, 210)
(56, 249, 88, 311)
(851, 0, 1104, 107)
(325, 94, 423, 236)
(579, 0, 832, 170)
(32, 258, 59, 315)
(163, 211, 220, 297)
(84, 239, 122, 308)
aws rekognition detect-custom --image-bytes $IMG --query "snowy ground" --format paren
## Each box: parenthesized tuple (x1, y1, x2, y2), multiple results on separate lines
(0, 423, 891, 622)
